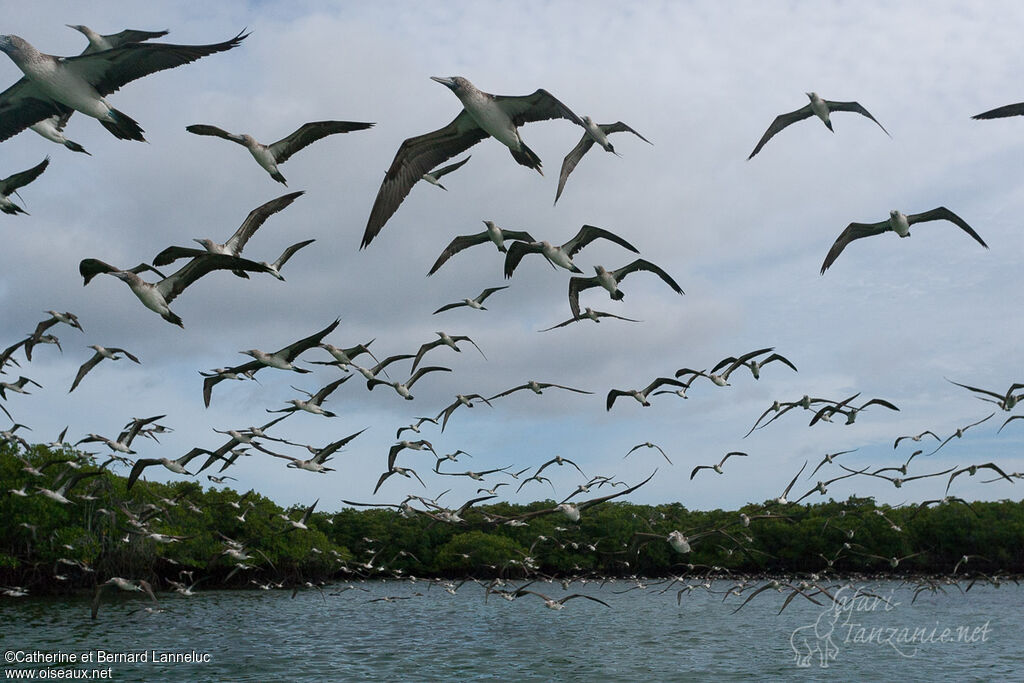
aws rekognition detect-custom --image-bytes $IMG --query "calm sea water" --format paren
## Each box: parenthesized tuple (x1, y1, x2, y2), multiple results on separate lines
(2, 580, 1020, 681)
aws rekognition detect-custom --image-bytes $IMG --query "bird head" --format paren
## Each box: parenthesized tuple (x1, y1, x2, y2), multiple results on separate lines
(0, 35, 24, 55)
(431, 76, 468, 92)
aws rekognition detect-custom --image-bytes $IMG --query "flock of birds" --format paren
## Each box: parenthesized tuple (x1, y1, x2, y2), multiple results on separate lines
(1, 22, 1022, 617)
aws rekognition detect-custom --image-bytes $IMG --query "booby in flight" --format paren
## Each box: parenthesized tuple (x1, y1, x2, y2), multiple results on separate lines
(421, 155, 471, 190)
(201, 319, 339, 407)
(24, 25, 170, 152)
(0, 157, 49, 215)
(67, 25, 170, 55)
(538, 307, 641, 331)
(79, 252, 275, 327)
(555, 117, 651, 203)
(748, 92, 890, 159)
(186, 120, 374, 185)
(433, 286, 509, 314)
(820, 207, 988, 274)
(361, 76, 584, 247)
(504, 224, 640, 278)
(70, 345, 140, 392)
(427, 221, 535, 276)
(0, 30, 247, 143)
(568, 259, 683, 318)
(152, 191, 304, 277)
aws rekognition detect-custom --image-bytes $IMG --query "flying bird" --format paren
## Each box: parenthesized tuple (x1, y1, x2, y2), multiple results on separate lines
(186, 120, 374, 185)
(151, 191, 305, 275)
(428, 221, 536, 275)
(624, 442, 672, 465)
(748, 92, 889, 159)
(606, 376, 689, 410)
(928, 413, 995, 456)
(420, 156, 471, 190)
(0, 157, 49, 215)
(503, 224, 639, 278)
(361, 75, 584, 248)
(690, 451, 748, 480)
(367, 366, 451, 401)
(555, 117, 651, 203)
(67, 24, 170, 54)
(79, 253, 275, 327)
(436, 393, 494, 431)
(539, 307, 641, 331)
(70, 345, 140, 392)
(24, 310, 83, 359)
(411, 332, 486, 373)
(569, 259, 683, 317)
(487, 380, 592, 401)
(433, 286, 509, 314)
(25, 25, 169, 151)
(820, 208, 988, 274)
(201, 319, 340, 407)
(0, 31, 247, 143)
(945, 378, 1024, 412)
(266, 375, 352, 417)
(266, 429, 366, 473)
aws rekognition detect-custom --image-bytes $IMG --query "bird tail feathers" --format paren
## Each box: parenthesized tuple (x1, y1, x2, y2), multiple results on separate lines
(63, 140, 91, 155)
(100, 109, 146, 142)
(510, 143, 543, 174)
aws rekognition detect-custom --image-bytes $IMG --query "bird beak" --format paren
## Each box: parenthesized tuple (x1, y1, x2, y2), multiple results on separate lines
(431, 76, 456, 88)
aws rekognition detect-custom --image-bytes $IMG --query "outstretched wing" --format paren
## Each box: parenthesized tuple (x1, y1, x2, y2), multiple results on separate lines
(747, 104, 814, 159)
(224, 191, 305, 253)
(67, 30, 249, 97)
(0, 79, 72, 143)
(564, 224, 639, 258)
(362, 111, 489, 248)
(0, 157, 49, 194)
(554, 133, 596, 204)
(269, 120, 374, 164)
(906, 207, 988, 249)
(493, 89, 584, 128)
(824, 100, 890, 136)
(611, 259, 684, 294)
(819, 220, 889, 274)
(972, 102, 1024, 120)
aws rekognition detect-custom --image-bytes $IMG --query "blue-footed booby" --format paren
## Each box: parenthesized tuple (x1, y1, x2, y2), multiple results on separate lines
(201, 319, 339, 407)
(820, 207, 987, 274)
(69, 345, 140, 392)
(0, 157, 49, 215)
(79, 251, 275, 327)
(568, 259, 683, 318)
(361, 76, 584, 248)
(503, 224, 639, 278)
(152, 191, 304, 277)
(433, 286, 509, 314)
(186, 120, 374, 185)
(428, 221, 535, 275)
(538, 307, 641, 331)
(0, 30, 247, 143)
(66, 25, 170, 54)
(555, 118, 651, 203)
(748, 92, 890, 159)
(421, 155, 471, 190)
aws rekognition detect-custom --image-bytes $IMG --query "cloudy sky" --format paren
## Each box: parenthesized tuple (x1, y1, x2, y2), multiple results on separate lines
(2, 0, 1022, 513)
